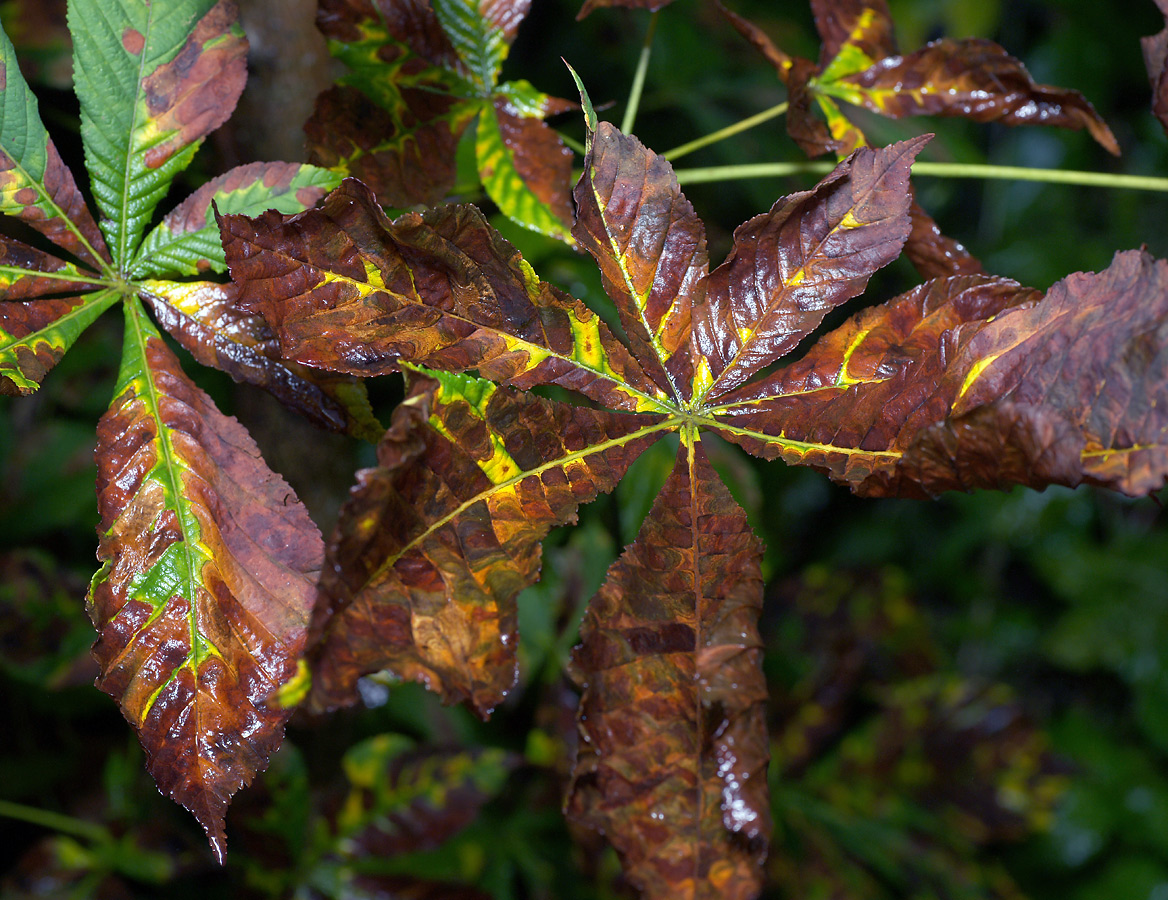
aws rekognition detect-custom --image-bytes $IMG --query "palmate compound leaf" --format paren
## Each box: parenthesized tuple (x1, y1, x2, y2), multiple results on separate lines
(70, 0, 248, 263)
(89, 298, 324, 863)
(568, 438, 769, 900)
(307, 0, 575, 241)
(224, 101, 1168, 893)
(718, 0, 1118, 280)
(0, 0, 363, 862)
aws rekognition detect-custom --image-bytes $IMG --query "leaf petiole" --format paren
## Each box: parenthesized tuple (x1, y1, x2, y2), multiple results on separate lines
(620, 12, 659, 135)
(663, 101, 789, 162)
(674, 160, 1168, 193)
(0, 799, 110, 843)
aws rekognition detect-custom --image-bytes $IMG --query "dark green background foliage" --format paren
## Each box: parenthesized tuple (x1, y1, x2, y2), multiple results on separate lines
(3, 0, 1168, 896)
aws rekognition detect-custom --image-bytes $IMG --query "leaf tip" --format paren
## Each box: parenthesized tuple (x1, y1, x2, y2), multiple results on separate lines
(563, 60, 598, 139)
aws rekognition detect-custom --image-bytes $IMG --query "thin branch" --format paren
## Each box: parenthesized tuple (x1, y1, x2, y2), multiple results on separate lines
(663, 101, 789, 162)
(621, 12, 659, 135)
(673, 160, 1168, 192)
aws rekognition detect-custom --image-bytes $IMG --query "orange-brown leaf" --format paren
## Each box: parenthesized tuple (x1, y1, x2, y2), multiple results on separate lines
(695, 136, 927, 400)
(307, 372, 665, 716)
(568, 440, 769, 900)
(220, 178, 666, 412)
(709, 275, 1040, 492)
(141, 280, 381, 440)
(574, 122, 707, 399)
(89, 309, 323, 860)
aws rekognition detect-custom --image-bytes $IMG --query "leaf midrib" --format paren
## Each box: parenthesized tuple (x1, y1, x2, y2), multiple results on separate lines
(265, 247, 670, 413)
(358, 415, 678, 597)
(116, 2, 156, 268)
(124, 297, 206, 717)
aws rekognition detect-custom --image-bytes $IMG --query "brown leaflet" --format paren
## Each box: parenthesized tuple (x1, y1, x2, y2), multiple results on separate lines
(219, 178, 665, 412)
(695, 136, 927, 400)
(567, 440, 769, 900)
(939, 249, 1168, 495)
(0, 139, 109, 269)
(0, 236, 101, 298)
(139, 0, 248, 170)
(905, 196, 984, 279)
(713, 1, 792, 77)
(1, 293, 113, 395)
(90, 324, 323, 860)
(708, 276, 1040, 492)
(810, 0, 896, 66)
(834, 38, 1119, 156)
(1142, 0, 1168, 139)
(576, 0, 676, 19)
(574, 122, 707, 399)
(866, 402, 1087, 498)
(304, 85, 468, 208)
(141, 281, 381, 440)
(492, 96, 575, 233)
(786, 57, 841, 158)
(316, 0, 460, 73)
(306, 374, 664, 716)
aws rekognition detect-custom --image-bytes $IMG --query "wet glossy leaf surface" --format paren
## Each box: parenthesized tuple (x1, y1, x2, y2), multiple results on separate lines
(226, 100, 1168, 889)
(140, 279, 382, 440)
(306, 371, 665, 716)
(219, 178, 665, 412)
(904, 249, 1168, 497)
(89, 300, 324, 861)
(568, 441, 769, 900)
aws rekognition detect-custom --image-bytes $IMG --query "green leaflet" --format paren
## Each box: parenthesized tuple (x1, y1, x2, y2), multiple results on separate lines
(309, 0, 574, 241)
(1, 289, 118, 394)
(478, 91, 575, 243)
(0, 23, 108, 268)
(132, 162, 343, 278)
(70, 0, 246, 264)
(90, 295, 322, 860)
(432, 0, 507, 94)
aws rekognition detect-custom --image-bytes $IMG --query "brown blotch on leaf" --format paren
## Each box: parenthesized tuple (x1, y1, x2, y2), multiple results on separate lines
(140, 0, 247, 170)
(122, 27, 145, 55)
